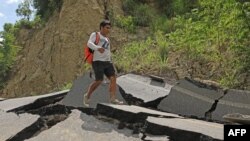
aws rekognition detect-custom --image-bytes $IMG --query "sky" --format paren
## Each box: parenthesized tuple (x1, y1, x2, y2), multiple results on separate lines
(0, 0, 23, 32)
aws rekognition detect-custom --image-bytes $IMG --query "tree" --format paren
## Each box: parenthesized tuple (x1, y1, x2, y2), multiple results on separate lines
(33, 0, 63, 21)
(0, 24, 18, 89)
(16, 0, 32, 21)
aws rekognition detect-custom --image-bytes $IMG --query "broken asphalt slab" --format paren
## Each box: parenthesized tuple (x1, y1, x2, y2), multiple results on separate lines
(215, 89, 250, 122)
(62, 73, 172, 108)
(223, 113, 250, 125)
(5, 104, 71, 141)
(95, 103, 223, 141)
(62, 74, 126, 108)
(25, 110, 142, 141)
(0, 111, 39, 141)
(158, 78, 224, 121)
(0, 90, 69, 112)
(158, 78, 250, 122)
(96, 103, 181, 123)
(1, 102, 165, 141)
(117, 73, 172, 106)
(145, 116, 223, 141)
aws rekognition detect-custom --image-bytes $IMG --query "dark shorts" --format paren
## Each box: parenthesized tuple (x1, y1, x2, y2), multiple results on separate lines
(92, 61, 115, 81)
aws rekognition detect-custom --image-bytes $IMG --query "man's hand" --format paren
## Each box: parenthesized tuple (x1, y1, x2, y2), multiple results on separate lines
(98, 48, 105, 53)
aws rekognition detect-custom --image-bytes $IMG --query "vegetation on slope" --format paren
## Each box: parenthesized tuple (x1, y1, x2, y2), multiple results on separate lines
(0, 0, 249, 91)
(0, 0, 63, 90)
(113, 0, 250, 89)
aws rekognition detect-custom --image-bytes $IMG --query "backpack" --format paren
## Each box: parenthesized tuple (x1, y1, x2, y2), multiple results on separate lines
(84, 32, 100, 64)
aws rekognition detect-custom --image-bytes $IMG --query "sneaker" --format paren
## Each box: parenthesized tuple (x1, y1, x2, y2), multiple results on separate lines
(110, 99, 123, 105)
(83, 93, 90, 107)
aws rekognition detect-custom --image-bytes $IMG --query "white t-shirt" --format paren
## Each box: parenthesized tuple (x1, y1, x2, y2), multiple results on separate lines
(87, 32, 111, 62)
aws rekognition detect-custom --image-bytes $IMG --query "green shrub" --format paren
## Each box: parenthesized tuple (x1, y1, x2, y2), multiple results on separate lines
(0, 24, 20, 89)
(122, 0, 155, 26)
(122, 0, 138, 15)
(155, 0, 199, 17)
(15, 19, 33, 29)
(133, 4, 155, 26)
(33, 0, 63, 21)
(14, 15, 44, 30)
(115, 15, 135, 33)
(150, 16, 176, 34)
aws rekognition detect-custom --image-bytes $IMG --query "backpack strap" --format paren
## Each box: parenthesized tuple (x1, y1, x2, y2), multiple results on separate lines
(84, 32, 100, 63)
(94, 32, 100, 45)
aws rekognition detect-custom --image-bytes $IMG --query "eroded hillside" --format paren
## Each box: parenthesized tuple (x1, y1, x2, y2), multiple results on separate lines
(2, 0, 137, 97)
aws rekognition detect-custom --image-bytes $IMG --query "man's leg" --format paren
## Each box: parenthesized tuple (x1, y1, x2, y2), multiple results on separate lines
(105, 63, 123, 104)
(108, 75, 116, 100)
(84, 61, 104, 106)
(86, 80, 102, 99)
(88, 61, 104, 98)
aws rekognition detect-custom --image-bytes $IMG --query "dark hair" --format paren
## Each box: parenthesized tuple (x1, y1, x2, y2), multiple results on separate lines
(99, 20, 111, 30)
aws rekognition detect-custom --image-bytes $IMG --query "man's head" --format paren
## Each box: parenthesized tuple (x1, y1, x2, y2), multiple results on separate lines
(100, 20, 111, 30)
(100, 20, 111, 36)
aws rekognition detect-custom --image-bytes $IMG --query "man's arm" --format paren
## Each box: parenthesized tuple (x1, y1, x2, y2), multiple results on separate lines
(87, 32, 101, 51)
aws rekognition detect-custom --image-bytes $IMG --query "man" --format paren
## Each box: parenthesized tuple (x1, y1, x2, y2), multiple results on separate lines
(84, 20, 123, 107)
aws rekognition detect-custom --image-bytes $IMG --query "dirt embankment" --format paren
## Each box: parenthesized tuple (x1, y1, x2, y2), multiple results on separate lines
(1, 0, 135, 98)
